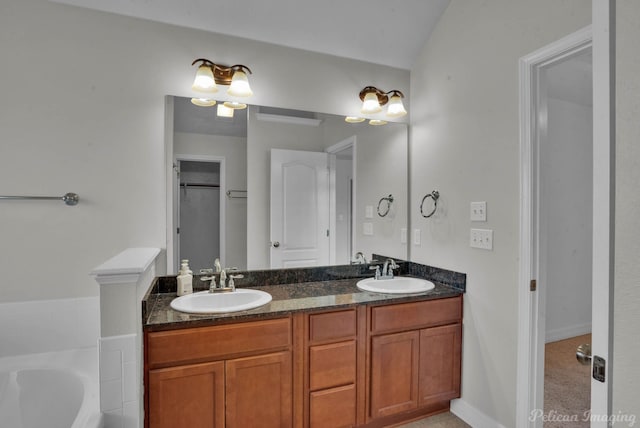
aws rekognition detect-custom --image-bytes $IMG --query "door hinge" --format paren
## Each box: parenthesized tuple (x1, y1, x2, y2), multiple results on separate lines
(326, 229, 330, 237)
(530, 279, 537, 291)
(177, 227, 180, 234)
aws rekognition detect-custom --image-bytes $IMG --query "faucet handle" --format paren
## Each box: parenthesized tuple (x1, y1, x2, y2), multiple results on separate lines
(200, 268, 214, 274)
(228, 274, 244, 290)
(369, 265, 381, 279)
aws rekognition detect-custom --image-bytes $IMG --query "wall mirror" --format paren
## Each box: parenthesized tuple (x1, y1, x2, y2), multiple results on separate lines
(167, 96, 408, 273)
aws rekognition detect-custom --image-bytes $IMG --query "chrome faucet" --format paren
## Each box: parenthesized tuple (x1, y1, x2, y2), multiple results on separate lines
(380, 259, 398, 279)
(352, 252, 368, 265)
(200, 266, 240, 293)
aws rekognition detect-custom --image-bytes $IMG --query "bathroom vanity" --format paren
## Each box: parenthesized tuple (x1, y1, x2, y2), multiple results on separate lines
(142, 265, 464, 428)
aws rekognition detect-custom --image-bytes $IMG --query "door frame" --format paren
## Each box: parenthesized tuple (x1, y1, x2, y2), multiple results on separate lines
(171, 155, 227, 271)
(516, 23, 613, 427)
(326, 136, 357, 265)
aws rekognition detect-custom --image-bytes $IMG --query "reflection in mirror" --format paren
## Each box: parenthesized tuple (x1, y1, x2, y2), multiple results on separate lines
(169, 96, 407, 273)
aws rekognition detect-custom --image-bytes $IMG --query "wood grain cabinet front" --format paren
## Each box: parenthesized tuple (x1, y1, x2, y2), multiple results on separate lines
(305, 309, 359, 428)
(368, 296, 463, 422)
(145, 318, 293, 428)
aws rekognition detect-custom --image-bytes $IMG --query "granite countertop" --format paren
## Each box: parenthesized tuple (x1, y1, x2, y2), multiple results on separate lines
(143, 276, 463, 332)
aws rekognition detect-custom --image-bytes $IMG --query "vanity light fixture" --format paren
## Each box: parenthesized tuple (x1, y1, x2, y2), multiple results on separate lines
(359, 86, 407, 117)
(191, 58, 253, 107)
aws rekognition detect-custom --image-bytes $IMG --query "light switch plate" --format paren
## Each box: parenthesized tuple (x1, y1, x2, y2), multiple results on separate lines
(400, 228, 407, 244)
(413, 229, 421, 246)
(363, 222, 373, 236)
(365, 205, 374, 219)
(470, 228, 493, 250)
(470, 201, 487, 221)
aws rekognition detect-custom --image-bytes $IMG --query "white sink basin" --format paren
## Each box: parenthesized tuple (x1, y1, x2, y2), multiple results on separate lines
(356, 277, 435, 294)
(170, 289, 272, 314)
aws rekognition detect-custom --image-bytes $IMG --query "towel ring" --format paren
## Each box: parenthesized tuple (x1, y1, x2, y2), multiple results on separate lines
(420, 190, 440, 218)
(377, 194, 394, 217)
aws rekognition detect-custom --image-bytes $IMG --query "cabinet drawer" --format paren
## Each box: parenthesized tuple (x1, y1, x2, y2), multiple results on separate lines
(309, 340, 356, 391)
(371, 296, 462, 334)
(309, 309, 356, 342)
(147, 318, 291, 367)
(310, 384, 356, 428)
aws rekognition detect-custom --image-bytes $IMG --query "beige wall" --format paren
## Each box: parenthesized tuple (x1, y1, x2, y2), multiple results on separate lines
(409, 1, 590, 426)
(614, 0, 640, 421)
(0, 0, 408, 302)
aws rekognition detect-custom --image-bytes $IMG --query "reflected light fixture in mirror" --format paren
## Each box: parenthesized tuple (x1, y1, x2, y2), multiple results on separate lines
(191, 58, 253, 108)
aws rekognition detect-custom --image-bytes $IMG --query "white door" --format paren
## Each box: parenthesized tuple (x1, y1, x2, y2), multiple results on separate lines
(270, 149, 330, 268)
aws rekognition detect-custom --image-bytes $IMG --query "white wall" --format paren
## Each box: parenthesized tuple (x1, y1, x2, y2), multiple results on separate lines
(409, 1, 590, 426)
(613, 0, 640, 420)
(0, 0, 408, 303)
(175, 133, 247, 270)
(542, 94, 593, 342)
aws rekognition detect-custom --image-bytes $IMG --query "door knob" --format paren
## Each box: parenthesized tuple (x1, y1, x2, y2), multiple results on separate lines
(576, 343, 592, 365)
(272, 241, 280, 248)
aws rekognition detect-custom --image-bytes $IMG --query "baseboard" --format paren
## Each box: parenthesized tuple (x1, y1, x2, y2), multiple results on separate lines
(545, 322, 592, 343)
(450, 398, 509, 428)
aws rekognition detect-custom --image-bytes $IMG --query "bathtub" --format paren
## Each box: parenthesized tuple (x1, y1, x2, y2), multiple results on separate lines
(0, 346, 103, 428)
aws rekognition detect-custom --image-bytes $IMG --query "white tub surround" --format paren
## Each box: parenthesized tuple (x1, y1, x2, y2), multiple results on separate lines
(91, 247, 161, 428)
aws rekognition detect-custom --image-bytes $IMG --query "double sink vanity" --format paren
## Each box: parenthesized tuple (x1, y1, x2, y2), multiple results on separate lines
(142, 259, 465, 428)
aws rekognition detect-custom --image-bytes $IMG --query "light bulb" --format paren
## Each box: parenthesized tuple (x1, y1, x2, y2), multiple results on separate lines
(361, 91, 382, 114)
(191, 65, 217, 93)
(227, 70, 253, 97)
(386, 94, 407, 117)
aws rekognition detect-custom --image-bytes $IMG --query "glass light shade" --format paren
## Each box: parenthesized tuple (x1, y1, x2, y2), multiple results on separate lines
(369, 119, 388, 126)
(223, 101, 248, 110)
(386, 94, 407, 117)
(227, 70, 253, 97)
(361, 91, 382, 114)
(217, 104, 234, 118)
(192, 65, 217, 92)
(345, 116, 366, 123)
(190, 98, 216, 107)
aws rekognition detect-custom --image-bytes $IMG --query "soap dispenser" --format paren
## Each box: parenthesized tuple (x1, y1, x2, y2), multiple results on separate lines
(177, 259, 193, 296)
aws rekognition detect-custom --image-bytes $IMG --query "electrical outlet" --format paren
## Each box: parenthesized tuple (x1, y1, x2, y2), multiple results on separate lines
(400, 228, 407, 244)
(365, 205, 374, 219)
(413, 229, 421, 246)
(363, 222, 373, 236)
(470, 228, 493, 250)
(470, 201, 487, 221)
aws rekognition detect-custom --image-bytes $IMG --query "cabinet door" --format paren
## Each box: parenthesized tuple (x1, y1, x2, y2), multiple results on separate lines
(419, 323, 462, 406)
(370, 330, 419, 418)
(148, 361, 224, 428)
(226, 351, 292, 428)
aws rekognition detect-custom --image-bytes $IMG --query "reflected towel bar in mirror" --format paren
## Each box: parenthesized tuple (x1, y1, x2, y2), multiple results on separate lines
(420, 190, 439, 218)
(0, 192, 79, 206)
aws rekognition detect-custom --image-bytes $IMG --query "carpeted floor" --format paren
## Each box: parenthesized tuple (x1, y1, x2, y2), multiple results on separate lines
(543, 334, 592, 428)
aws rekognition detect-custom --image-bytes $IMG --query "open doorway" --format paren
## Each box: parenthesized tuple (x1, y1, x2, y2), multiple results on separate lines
(517, 25, 613, 428)
(539, 48, 593, 427)
(176, 159, 224, 273)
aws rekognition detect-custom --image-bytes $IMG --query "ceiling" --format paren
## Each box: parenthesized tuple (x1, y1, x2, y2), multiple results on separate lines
(50, 0, 450, 70)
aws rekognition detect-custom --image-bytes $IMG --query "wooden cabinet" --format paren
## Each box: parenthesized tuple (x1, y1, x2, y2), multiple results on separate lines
(370, 331, 419, 418)
(145, 295, 462, 428)
(145, 318, 292, 428)
(148, 361, 224, 428)
(368, 296, 462, 423)
(305, 309, 359, 428)
(226, 351, 292, 428)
